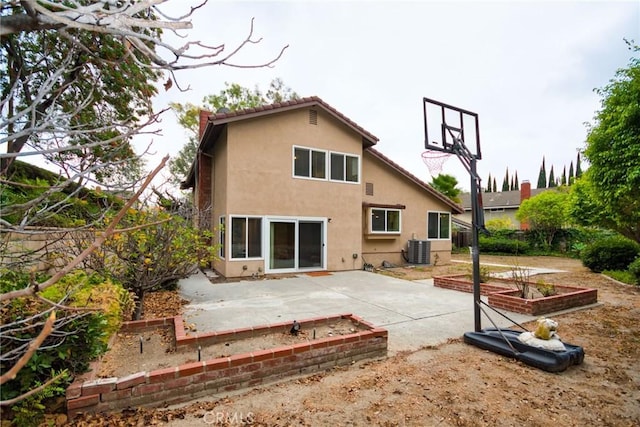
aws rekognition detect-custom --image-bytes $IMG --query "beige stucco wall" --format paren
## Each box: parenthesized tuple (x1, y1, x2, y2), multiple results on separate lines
(201, 107, 457, 277)
(361, 152, 454, 266)
(210, 108, 365, 277)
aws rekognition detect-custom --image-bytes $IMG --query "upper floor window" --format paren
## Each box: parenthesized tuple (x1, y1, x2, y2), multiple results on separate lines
(330, 152, 359, 183)
(293, 146, 360, 183)
(370, 208, 401, 233)
(231, 216, 262, 259)
(294, 147, 326, 179)
(427, 211, 451, 239)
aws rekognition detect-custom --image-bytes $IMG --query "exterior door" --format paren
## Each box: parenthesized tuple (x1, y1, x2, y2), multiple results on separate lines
(266, 218, 325, 273)
(269, 221, 295, 270)
(298, 221, 323, 268)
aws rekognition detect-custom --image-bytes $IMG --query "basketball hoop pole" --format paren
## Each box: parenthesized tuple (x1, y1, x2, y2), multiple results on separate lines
(469, 156, 482, 332)
(423, 97, 484, 333)
(451, 137, 483, 332)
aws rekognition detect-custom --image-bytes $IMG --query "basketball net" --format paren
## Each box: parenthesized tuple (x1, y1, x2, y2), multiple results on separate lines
(422, 150, 452, 177)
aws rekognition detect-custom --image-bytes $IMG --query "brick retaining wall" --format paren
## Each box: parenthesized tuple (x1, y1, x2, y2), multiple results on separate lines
(66, 314, 387, 418)
(433, 274, 597, 315)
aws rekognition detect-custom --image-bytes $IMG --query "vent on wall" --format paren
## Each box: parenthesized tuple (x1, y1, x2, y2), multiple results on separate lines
(309, 109, 318, 125)
(407, 240, 430, 264)
(365, 182, 374, 196)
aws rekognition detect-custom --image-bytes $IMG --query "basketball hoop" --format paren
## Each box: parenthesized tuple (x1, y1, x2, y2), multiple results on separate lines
(422, 150, 452, 176)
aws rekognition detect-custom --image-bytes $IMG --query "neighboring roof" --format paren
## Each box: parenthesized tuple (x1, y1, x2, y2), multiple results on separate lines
(452, 217, 472, 229)
(182, 96, 379, 189)
(459, 188, 546, 210)
(366, 148, 464, 214)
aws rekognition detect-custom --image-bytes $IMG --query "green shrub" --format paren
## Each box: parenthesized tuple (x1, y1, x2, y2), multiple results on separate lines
(479, 236, 530, 254)
(628, 257, 640, 286)
(10, 371, 69, 427)
(580, 236, 640, 273)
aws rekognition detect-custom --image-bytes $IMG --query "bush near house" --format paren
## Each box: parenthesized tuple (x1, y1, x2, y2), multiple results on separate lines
(580, 236, 640, 273)
(461, 227, 614, 257)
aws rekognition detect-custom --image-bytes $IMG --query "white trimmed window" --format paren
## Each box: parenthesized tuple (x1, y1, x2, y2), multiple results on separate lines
(231, 216, 262, 259)
(330, 152, 359, 183)
(293, 147, 326, 179)
(427, 211, 451, 239)
(370, 208, 401, 233)
(293, 146, 360, 183)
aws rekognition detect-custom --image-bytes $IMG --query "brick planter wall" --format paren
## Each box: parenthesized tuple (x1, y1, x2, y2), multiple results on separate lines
(66, 314, 387, 418)
(487, 287, 598, 315)
(433, 274, 597, 315)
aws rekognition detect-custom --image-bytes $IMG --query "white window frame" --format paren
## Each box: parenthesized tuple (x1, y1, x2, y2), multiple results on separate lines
(292, 146, 327, 180)
(218, 216, 226, 259)
(230, 215, 263, 260)
(292, 146, 360, 184)
(427, 211, 451, 240)
(369, 208, 401, 234)
(330, 150, 360, 184)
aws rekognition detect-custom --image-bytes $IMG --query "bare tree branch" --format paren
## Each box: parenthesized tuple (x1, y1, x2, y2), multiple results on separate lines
(0, 310, 56, 385)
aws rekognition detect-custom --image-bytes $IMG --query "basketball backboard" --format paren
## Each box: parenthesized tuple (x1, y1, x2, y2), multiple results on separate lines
(423, 97, 481, 160)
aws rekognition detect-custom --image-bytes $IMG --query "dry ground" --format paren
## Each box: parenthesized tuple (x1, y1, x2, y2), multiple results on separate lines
(69, 255, 640, 427)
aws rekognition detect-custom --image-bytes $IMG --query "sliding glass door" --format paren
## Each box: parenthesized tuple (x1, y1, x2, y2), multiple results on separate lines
(267, 218, 325, 272)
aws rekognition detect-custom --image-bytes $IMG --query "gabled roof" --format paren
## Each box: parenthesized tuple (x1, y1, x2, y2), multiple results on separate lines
(459, 188, 546, 210)
(205, 96, 379, 145)
(366, 148, 464, 214)
(182, 96, 379, 189)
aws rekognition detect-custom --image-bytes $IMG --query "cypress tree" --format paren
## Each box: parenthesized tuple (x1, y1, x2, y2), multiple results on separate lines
(493, 177, 497, 193)
(548, 165, 556, 188)
(560, 165, 567, 186)
(576, 153, 583, 178)
(486, 173, 492, 192)
(537, 157, 547, 188)
(568, 161, 575, 185)
(514, 171, 519, 190)
(510, 176, 514, 191)
(502, 167, 510, 191)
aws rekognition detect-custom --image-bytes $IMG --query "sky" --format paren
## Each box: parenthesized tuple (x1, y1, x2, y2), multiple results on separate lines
(145, 0, 640, 192)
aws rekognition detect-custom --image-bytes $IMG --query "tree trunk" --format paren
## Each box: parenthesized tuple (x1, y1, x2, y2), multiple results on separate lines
(132, 289, 145, 321)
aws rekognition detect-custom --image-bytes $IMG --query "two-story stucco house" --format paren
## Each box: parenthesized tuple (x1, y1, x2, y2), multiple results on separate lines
(181, 97, 463, 278)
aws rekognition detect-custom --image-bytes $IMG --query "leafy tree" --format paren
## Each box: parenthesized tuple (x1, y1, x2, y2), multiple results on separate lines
(516, 189, 571, 247)
(430, 173, 462, 203)
(548, 165, 556, 188)
(580, 41, 640, 243)
(82, 209, 217, 320)
(1, 1, 288, 406)
(537, 157, 547, 189)
(169, 79, 299, 183)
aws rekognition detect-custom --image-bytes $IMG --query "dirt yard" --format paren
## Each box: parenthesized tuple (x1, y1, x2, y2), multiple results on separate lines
(69, 255, 640, 426)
